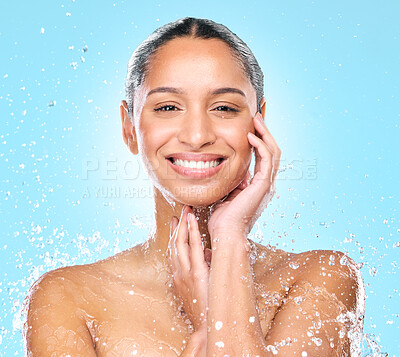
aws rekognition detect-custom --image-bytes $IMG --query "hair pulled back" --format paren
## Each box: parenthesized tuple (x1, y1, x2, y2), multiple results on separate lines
(125, 17, 264, 119)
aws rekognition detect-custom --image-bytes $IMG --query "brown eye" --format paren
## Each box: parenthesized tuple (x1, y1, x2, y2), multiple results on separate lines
(214, 105, 238, 112)
(154, 105, 179, 112)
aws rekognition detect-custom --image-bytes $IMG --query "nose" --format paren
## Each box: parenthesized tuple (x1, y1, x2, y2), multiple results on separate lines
(177, 111, 217, 149)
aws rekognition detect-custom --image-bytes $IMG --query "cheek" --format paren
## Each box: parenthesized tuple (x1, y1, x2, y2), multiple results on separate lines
(222, 124, 253, 177)
(137, 121, 162, 168)
(224, 121, 253, 154)
(137, 119, 177, 173)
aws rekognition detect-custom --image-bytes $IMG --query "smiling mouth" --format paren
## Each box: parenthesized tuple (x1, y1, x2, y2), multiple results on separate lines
(167, 158, 224, 169)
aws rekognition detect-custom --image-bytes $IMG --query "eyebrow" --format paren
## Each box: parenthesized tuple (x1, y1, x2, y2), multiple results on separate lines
(211, 87, 246, 97)
(147, 86, 246, 98)
(147, 87, 184, 96)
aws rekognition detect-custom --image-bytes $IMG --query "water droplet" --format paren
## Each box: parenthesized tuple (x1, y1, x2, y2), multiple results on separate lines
(294, 296, 305, 305)
(289, 262, 299, 269)
(312, 337, 322, 346)
(340, 255, 349, 266)
(369, 267, 378, 277)
(249, 316, 255, 323)
(47, 100, 56, 107)
(294, 212, 300, 219)
(301, 352, 308, 357)
(215, 341, 224, 348)
(393, 242, 400, 248)
(215, 321, 223, 330)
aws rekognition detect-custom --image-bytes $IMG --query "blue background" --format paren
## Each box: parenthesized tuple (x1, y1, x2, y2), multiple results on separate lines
(0, 1, 399, 355)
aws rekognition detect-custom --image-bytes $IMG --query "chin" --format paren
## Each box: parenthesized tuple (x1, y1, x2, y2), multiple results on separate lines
(159, 180, 238, 208)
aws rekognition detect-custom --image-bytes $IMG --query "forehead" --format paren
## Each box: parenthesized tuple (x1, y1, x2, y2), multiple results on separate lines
(144, 37, 253, 93)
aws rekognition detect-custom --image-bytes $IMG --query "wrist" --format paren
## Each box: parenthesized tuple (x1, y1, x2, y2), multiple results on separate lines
(211, 231, 250, 249)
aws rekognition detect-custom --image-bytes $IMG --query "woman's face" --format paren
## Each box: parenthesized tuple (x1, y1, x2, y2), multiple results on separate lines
(134, 37, 259, 206)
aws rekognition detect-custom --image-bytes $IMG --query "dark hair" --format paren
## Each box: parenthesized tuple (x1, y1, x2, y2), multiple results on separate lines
(125, 17, 264, 119)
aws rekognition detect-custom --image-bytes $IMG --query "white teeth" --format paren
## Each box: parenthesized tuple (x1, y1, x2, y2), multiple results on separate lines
(172, 158, 221, 169)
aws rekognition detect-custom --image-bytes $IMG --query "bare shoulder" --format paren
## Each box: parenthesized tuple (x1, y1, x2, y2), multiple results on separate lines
(292, 249, 364, 310)
(255, 246, 365, 355)
(23, 264, 98, 355)
(254, 244, 363, 311)
(22, 246, 142, 355)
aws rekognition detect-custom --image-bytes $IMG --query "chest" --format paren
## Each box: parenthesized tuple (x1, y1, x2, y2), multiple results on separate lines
(81, 271, 287, 356)
(84, 285, 193, 356)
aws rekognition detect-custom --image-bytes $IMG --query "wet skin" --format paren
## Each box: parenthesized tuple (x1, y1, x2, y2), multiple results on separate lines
(24, 38, 363, 356)
(24, 244, 359, 356)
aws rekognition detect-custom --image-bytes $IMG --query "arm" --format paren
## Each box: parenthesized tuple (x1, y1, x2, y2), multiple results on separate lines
(207, 234, 269, 356)
(23, 270, 97, 356)
(207, 247, 361, 356)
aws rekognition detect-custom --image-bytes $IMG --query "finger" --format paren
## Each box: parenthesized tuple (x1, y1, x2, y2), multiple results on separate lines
(167, 217, 180, 274)
(167, 216, 179, 260)
(187, 212, 207, 273)
(170, 216, 179, 237)
(253, 113, 281, 155)
(253, 114, 281, 181)
(247, 132, 274, 184)
(174, 206, 191, 272)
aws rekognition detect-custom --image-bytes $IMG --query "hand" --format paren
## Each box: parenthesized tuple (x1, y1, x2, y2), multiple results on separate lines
(167, 206, 209, 332)
(208, 112, 281, 239)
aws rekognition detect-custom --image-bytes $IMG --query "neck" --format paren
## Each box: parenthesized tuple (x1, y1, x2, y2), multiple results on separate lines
(145, 187, 212, 260)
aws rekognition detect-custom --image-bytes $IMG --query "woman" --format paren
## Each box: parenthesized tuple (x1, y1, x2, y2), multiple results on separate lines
(23, 17, 364, 356)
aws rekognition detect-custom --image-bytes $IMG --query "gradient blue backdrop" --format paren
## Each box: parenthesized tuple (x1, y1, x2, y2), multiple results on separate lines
(1, 1, 399, 355)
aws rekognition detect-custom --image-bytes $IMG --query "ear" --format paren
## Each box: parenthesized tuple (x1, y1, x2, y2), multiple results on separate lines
(120, 100, 138, 155)
(259, 97, 267, 120)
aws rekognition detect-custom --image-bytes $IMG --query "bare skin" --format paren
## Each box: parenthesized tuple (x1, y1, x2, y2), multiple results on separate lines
(24, 38, 363, 356)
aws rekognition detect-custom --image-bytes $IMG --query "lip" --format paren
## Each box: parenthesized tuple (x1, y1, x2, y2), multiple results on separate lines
(166, 152, 226, 179)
